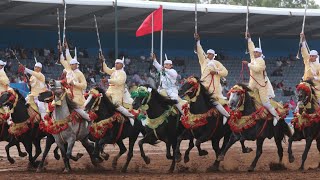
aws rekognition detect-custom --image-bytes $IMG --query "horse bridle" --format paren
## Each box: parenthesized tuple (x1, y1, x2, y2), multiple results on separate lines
(85, 89, 103, 112)
(228, 86, 246, 111)
(180, 77, 200, 102)
(0, 90, 19, 110)
(296, 82, 312, 106)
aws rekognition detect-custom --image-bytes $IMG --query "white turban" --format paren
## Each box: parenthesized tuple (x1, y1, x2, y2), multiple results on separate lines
(164, 60, 172, 65)
(70, 59, 80, 65)
(310, 50, 318, 56)
(0, 60, 6, 66)
(35, 62, 42, 68)
(254, 48, 262, 53)
(207, 49, 217, 55)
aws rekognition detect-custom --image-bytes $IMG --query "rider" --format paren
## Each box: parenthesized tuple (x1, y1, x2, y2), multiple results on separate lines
(151, 53, 184, 114)
(99, 54, 135, 126)
(0, 60, 9, 93)
(300, 33, 320, 104)
(20, 62, 47, 120)
(243, 32, 279, 126)
(59, 45, 91, 121)
(194, 33, 230, 123)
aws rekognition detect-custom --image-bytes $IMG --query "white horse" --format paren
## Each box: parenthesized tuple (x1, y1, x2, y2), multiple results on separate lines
(43, 80, 98, 172)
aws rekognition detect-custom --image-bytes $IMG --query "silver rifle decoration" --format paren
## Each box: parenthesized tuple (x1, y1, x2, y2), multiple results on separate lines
(245, 0, 249, 54)
(94, 15, 103, 54)
(194, 0, 198, 54)
(296, 0, 309, 59)
(62, 0, 67, 45)
(56, 8, 62, 65)
(94, 15, 104, 72)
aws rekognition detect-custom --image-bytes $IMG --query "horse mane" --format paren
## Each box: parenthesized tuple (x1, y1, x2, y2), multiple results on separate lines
(93, 86, 117, 111)
(65, 95, 78, 111)
(235, 83, 252, 92)
(192, 76, 216, 107)
(12, 89, 26, 104)
(302, 80, 318, 105)
(145, 85, 177, 107)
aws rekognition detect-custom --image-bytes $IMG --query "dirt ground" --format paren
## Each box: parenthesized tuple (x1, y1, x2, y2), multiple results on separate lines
(0, 138, 319, 180)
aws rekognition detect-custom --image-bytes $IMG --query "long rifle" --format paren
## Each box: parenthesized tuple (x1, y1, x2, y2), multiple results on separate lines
(194, 0, 198, 54)
(55, 8, 62, 65)
(245, 0, 249, 54)
(94, 15, 104, 72)
(296, 0, 309, 59)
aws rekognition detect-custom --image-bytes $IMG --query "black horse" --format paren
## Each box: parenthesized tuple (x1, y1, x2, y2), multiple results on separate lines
(288, 80, 320, 170)
(178, 77, 252, 171)
(0, 89, 47, 167)
(132, 85, 183, 173)
(84, 87, 145, 172)
(217, 84, 292, 171)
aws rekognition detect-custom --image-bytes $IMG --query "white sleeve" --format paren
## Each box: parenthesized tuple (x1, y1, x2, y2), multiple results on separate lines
(25, 68, 33, 75)
(302, 41, 306, 48)
(165, 69, 177, 79)
(153, 59, 163, 72)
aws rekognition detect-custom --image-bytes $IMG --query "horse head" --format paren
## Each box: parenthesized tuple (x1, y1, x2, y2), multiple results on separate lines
(296, 81, 315, 107)
(84, 87, 104, 112)
(228, 84, 249, 111)
(179, 76, 200, 101)
(131, 86, 151, 110)
(0, 89, 18, 109)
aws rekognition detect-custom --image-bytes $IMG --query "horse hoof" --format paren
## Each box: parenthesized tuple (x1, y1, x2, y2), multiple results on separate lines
(243, 148, 253, 154)
(19, 152, 28, 157)
(199, 150, 208, 156)
(289, 156, 295, 163)
(166, 154, 173, 160)
(217, 155, 224, 161)
(248, 167, 255, 172)
(76, 153, 84, 160)
(8, 158, 15, 164)
(144, 156, 151, 165)
(167, 169, 174, 173)
(206, 165, 219, 172)
(120, 167, 128, 173)
(175, 153, 182, 163)
(184, 156, 190, 163)
(299, 167, 304, 171)
(54, 153, 60, 160)
(101, 152, 109, 161)
(36, 167, 43, 173)
(63, 168, 71, 173)
(93, 157, 103, 164)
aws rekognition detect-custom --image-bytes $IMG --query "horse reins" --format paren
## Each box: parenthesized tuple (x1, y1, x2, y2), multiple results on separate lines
(240, 62, 267, 87)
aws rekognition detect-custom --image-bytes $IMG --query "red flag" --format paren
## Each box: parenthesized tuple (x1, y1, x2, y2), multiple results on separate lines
(136, 6, 163, 37)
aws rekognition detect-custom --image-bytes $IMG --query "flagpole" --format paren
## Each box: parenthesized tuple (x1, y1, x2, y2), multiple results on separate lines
(160, 6, 163, 65)
(151, 13, 154, 55)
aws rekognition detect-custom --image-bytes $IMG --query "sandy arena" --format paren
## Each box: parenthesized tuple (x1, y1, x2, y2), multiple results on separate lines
(0, 138, 318, 179)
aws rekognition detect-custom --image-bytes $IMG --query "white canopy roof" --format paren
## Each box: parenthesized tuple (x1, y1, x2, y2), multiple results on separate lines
(1, 0, 320, 37)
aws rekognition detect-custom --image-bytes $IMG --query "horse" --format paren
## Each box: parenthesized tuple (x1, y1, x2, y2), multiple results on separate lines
(40, 80, 97, 172)
(217, 84, 292, 171)
(0, 88, 47, 167)
(84, 87, 144, 172)
(177, 77, 252, 171)
(288, 80, 320, 170)
(132, 85, 183, 173)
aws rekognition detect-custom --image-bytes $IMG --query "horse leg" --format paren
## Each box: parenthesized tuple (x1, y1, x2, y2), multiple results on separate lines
(21, 138, 37, 168)
(53, 145, 60, 160)
(112, 140, 127, 170)
(207, 139, 221, 172)
(80, 137, 101, 165)
(138, 133, 156, 165)
(5, 140, 17, 164)
(168, 140, 177, 173)
(248, 138, 265, 172)
(299, 137, 313, 170)
(183, 139, 194, 163)
(37, 135, 55, 172)
(16, 142, 27, 157)
(32, 138, 42, 163)
(217, 134, 240, 161)
(275, 137, 284, 163)
(316, 138, 320, 169)
(240, 140, 253, 153)
(55, 141, 69, 173)
(100, 144, 109, 161)
(175, 130, 191, 162)
(166, 142, 173, 160)
(288, 134, 296, 163)
(121, 135, 138, 173)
